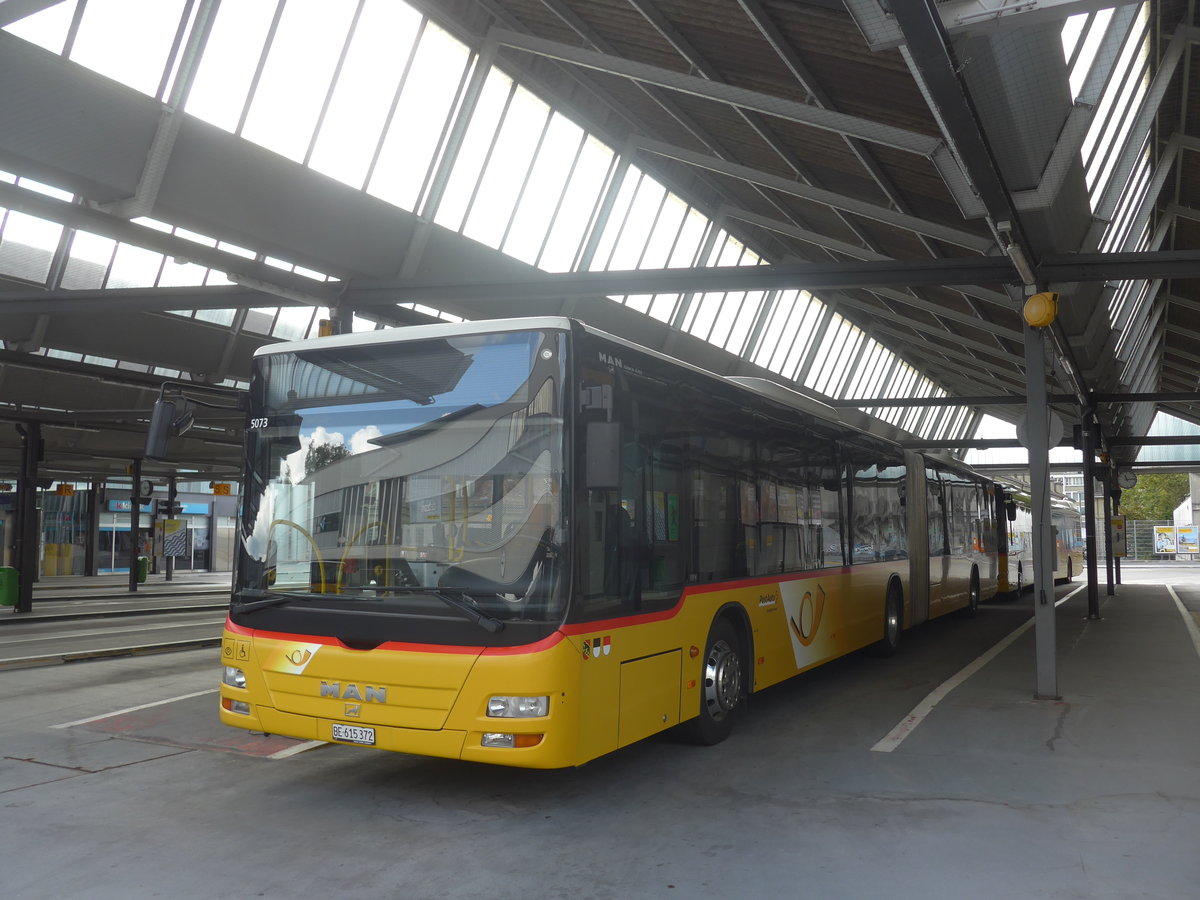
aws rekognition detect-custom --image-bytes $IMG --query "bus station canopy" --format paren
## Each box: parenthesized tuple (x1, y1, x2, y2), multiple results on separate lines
(1, 0, 1199, 483)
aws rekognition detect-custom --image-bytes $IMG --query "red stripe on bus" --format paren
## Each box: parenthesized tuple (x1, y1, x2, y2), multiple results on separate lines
(559, 566, 858, 635)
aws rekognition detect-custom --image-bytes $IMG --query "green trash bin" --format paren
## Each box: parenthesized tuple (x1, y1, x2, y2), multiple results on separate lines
(0, 567, 17, 606)
(137, 556, 150, 584)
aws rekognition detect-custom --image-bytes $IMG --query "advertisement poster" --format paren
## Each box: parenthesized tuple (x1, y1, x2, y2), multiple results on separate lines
(1110, 516, 1126, 558)
(1154, 526, 1177, 554)
(1177, 525, 1199, 554)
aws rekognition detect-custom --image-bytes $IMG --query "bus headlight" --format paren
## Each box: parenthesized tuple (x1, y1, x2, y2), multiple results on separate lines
(223, 666, 246, 689)
(487, 695, 549, 718)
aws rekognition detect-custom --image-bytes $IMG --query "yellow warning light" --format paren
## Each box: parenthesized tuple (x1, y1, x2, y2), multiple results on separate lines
(1023, 291, 1059, 328)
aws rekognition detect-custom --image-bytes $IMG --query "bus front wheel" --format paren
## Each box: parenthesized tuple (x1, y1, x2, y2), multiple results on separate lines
(683, 617, 744, 745)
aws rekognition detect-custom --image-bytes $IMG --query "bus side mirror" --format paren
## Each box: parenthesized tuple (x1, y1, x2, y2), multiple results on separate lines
(585, 421, 621, 489)
(1006, 500, 1017, 522)
(144, 398, 195, 460)
(144, 399, 178, 460)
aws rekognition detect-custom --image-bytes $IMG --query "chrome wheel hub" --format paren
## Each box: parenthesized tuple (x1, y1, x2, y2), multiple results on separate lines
(703, 639, 741, 722)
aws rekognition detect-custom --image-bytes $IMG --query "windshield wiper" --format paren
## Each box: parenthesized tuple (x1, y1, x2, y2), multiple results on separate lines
(430, 589, 504, 633)
(233, 588, 365, 613)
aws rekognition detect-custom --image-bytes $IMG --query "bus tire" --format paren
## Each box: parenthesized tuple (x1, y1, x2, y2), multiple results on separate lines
(966, 567, 980, 616)
(1066, 557, 1073, 579)
(869, 580, 902, 658)
(1016, 563, 1024, 597)
(683, 616, 745, 745)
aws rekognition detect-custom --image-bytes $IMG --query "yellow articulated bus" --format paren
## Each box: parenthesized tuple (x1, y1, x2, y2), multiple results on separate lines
(221, 317, 1004, 768)
(996, 483, 1084, 592)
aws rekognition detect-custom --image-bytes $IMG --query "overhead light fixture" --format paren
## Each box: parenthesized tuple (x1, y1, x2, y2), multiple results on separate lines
(994, 220, 1037, 286)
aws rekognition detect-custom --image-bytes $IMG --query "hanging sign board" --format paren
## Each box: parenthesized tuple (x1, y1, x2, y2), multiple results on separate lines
(1110, 516, 1126, 558)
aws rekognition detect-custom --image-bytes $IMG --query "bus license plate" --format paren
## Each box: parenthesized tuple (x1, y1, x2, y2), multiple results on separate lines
(331, 723, 375, 745)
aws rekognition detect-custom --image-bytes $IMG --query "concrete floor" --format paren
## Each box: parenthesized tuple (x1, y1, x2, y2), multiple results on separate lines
(3, 570, 1199, 899)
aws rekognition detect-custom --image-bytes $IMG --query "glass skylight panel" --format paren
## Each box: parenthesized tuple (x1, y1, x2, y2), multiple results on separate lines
(537, 136, 614, 273)
(684, 292, 724, 340)
(778, 297, 824, 379)
(156, 256, 210, 288)
(0, 210, 62, 282)
(587, 168, 642, 271)
(723, 290, 767, 355)
(462, 85, 551, 249)
(69, 0, 186, 98)
(1062, 9, 1114, 98)
(748, 289, 796, 371)
(435, 68, 515, 232)
(606, 179, 668, 271)
(239, 0, 358, 163)
(708, 291, 746, 348)
(192, 309, 237, 327)
(1081, 10, 1149, 203)
(242, 309, 277, 336)
(670, 208, 710, 267)
(105, 241, 168, 288)
(185, 0, 279, 134)
(272, 307, 318, 340)
(802, 312, 843, 391)
(502, 114, 586, 265)
(307, 1, 422, 189)
(367, 21, 470, 213)
(2, 0, 76, 52)
(636, 194, 689, 269)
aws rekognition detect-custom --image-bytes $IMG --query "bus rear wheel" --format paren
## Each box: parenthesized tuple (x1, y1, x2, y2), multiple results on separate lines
(683, 617, 744, 745)
(869, 581, 902, 657)
(966, 568, 980, 616)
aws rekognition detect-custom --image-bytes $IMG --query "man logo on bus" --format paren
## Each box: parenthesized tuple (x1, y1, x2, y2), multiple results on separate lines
(320, 681, 387, 703)
(788, 585, 826, 647)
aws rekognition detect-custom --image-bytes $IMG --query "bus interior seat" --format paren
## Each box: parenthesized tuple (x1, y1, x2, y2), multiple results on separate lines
(437, 527, 553, 601)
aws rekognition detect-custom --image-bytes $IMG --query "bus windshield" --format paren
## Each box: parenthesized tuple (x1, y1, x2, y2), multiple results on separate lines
(237, 329, 567, 632)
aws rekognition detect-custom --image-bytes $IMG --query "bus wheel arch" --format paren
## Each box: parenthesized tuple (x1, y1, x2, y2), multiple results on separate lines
(682, 605, 751, 745)
(869, 577, 903, 658)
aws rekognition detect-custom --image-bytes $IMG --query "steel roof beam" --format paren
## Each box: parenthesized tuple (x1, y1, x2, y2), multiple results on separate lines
(634, 137, 994, 253)
(491, 28, 942, 156)
(0, 180, 337, 304)
(846, 0, 1140, 51)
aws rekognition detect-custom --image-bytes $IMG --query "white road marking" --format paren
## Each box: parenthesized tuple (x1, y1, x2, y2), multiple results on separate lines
(871, 584, 1086, 753)
(1167, 586, 1200, 659)
(0, 618, 223, 646)
(267, 740, 326, 759)
(51, 688, 220, 729)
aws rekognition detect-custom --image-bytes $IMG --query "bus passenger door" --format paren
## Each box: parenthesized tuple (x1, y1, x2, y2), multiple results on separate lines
(905, 456, 930, 626)
(926, 468, 949, 616)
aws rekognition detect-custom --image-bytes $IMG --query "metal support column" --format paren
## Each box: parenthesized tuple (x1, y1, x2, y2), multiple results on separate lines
(1024, 324, 1058, 699)
(1112, 489, 1122, 585)
(14, 422, 41, 613)
(1102, 470, 1115, 595)
(166, 477, 177, 582)
(85, 481, 99, 576)
(1079, 409, 1101, 619)
(128, 461, 141, 593)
